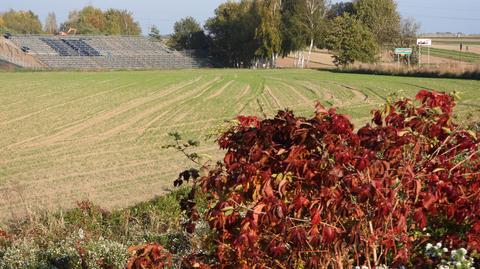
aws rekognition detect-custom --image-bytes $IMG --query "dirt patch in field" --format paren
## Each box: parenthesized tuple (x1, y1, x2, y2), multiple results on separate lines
(277, 50, 335, 68)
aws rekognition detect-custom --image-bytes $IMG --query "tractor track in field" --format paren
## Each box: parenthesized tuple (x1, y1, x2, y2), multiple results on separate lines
(138, 77, 221, 135)
(22, 77, 203, 147)
(2, 144, 219, 176)
(279, 82, 314, 106)
(264, 85, 283, 109)
(3, 123, 217, 167)
(205, 80, 234, 100)
(330, 82, 369, 102)
(0, 83, 138, 127)
(235, 85, 253, 113)
(137, 77, 222, 131)
(299, 81, 340, 105)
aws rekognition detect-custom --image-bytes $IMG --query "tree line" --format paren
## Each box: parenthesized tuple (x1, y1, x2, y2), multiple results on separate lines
(0, 6, 141, 36)
(169, 0, 419, 67)
(0, 1, 419, 68)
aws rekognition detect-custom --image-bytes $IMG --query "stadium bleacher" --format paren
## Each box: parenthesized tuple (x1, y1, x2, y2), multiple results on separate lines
(4, 35, 210, 70)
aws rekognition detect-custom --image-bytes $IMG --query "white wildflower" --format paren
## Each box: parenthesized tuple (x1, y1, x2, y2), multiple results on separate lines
(78, 228, 85, 240)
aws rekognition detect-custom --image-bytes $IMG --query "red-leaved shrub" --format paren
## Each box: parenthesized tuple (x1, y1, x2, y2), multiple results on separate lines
(179, 90, 480, 268)
(127, 243, 172, 269)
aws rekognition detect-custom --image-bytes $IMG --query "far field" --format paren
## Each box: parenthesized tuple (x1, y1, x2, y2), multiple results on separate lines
(0, 69, 479, 221)
(278, 37, 480, 68)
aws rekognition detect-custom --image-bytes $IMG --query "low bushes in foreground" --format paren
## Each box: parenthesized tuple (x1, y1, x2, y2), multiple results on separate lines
(177, 90, 480, 268)
(0, 188, 205, 268)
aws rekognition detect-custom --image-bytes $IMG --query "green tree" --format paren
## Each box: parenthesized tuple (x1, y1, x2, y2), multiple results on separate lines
(0, 9, 42, 34)
(353, 0, 400, 47)
(62, 6, 106, 34)
(61, 6, 140, 35)
(325, 13, 378, 67)
(326, 1, 354, 19)
(0, 15, 7, 33)
(148, 25, 162, 41)
(44, 12, 58, 34)
(280, 0, 306, 58)
(255, 0, 283, 67)
(168, 17, 208, 50)
(205, 1, 259, 67)
(104, 9, 141, 35)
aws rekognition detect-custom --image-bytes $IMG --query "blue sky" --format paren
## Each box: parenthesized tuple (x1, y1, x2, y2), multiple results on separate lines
(1, 0, 479, 34)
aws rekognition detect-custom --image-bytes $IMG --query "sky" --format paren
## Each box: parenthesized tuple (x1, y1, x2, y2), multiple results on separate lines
(1, 0, 479, 35)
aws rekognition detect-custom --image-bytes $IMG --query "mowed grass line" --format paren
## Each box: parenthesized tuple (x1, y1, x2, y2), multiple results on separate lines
(0, 69, 479, 221)
(428, 47, 480, 63)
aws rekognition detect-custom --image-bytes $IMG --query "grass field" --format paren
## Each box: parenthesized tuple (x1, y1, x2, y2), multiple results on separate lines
(428, 47, 480, 63)
(0, 69, 479, 221)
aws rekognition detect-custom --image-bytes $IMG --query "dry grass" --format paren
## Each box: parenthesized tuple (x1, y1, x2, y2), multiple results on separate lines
(335, 64, 480, 79)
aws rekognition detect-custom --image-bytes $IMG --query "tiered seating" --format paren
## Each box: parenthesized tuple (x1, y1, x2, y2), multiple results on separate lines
(9, 36, 57, 55)
(41, 38, 80, 56)
(62, 39, 101, 56)
(7, 35, 210, 70)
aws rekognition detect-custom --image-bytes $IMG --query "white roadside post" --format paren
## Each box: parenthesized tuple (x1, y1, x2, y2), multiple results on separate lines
(417, 39, 432, 66)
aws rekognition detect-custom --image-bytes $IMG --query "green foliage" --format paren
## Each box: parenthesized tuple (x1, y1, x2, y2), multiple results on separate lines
(353, 0, 401, 47)
(0, 186, 206, 268)
(62, 6, 106, 34)
(289, 0, 327, 49)
(103, 9, 142, 35)
(255, 0, 282, 60)
(62, 6, 141, 35)
(168, 16, 209, 50)
(280, 0, 307, 56)
(41, 235, 83, 269)
(0, 9, 43, 34)
(0, 233, 128, 269)
(205, 1, 260, 67)
(326, 1, 355, 19)
(325, 13, 379, 67)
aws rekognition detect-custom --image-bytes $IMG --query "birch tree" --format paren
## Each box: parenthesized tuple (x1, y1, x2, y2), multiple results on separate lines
(44, 12, 57, 34)
(291, 0, 327, 67)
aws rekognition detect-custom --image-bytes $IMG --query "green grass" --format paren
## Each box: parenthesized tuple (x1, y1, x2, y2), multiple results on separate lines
(432, 39, 480, 46)
(428, 47, 480, 63)
(0, 69, 479, 221)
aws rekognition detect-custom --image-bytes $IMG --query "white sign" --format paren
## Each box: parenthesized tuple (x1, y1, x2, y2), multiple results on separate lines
(417, 39, 432, 46)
